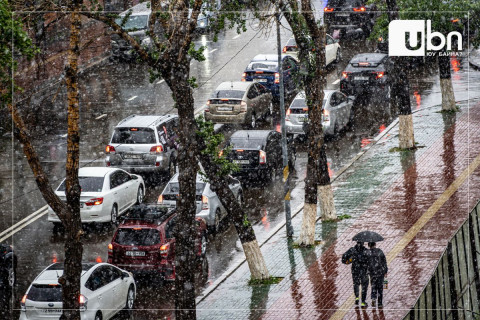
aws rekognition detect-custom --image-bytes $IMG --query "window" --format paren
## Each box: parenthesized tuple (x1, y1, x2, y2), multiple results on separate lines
(104, 266, 122, 282)
(110, 171, 128, 189)
(165, 216, 178, 239)
(247, 62, 277, 71)
(85, 268, 109, 291)
(111, 127, 156, 144)
(330, 94, 339, 107)
(114, 228, 161, 246)
(57, 177, 104, 193)
(256, 84, 268, 94)
(326, 35, 334, 45)
(336, 93, 347, 104)
(115, 14, 148, 31)
(284, 58, 295, 70)
(247, 86, 259, 99)
(210, 90, 245, 99)
(27, 284, 62, 302)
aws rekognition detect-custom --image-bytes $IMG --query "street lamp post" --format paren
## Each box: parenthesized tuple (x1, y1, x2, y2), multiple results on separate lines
(276, 12, 294, 238)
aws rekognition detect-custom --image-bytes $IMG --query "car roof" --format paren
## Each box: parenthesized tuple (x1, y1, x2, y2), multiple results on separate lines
(215, 81, 251, 91)
(78, 167, 117, 177)
(250, 54, 293, 62)
(116, 114, 177, 129)
(292, 90, 335, 101)
(350, 53, 387, 64)
(119, 204, 175, 227)
(33, 263, 97, 284)
(230, 130, 275, 141)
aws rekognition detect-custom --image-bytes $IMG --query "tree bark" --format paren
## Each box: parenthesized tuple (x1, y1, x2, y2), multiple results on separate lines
(398, 114, 415, 149)
(318, 184, 336, 220)
(438, 53, 456, 111)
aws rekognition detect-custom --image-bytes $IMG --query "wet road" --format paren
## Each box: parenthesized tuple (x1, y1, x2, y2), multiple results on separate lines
(0, 11, 479, 319)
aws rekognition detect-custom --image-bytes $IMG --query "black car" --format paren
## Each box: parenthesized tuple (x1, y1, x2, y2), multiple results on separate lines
(340, 53, 392, 102)
(0, 244, 16, 289)
(226, 130, 295, 182)
(324, 0, 378, 38)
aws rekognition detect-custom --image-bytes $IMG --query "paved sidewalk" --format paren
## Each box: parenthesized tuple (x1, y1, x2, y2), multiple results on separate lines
(196, 98, 480, 319)
(470, 48, 480, 70)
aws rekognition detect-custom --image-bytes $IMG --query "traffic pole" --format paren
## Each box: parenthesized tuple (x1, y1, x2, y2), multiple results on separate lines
(276, 12, 294, 238)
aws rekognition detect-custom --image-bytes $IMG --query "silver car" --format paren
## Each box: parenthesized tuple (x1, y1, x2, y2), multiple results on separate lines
(285, 90, 354, 136)
(204, 81, 273, 128)
(158, 173, 243, 233)
(105, 114, 178, 176)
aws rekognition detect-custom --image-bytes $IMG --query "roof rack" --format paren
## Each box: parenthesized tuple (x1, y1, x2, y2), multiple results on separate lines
(117, 114, 137, 126)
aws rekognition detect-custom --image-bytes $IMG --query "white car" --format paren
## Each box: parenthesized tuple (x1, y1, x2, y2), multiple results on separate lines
(282, 34, 341, 66)
(285, 90, 354, 136)
(47, 167, 145, 227)
(158, 173, 243, 233)
(19, 262, 135, 320)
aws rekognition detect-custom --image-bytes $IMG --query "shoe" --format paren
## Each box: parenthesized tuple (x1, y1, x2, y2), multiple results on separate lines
(355, 298, 359, 305)
(361, 302, 368, 308)
(378, 304, 383, 308)
(372, 300, 376, 307)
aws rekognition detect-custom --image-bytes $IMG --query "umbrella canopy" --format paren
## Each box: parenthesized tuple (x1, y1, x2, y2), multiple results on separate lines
(352, 231, 384, 243)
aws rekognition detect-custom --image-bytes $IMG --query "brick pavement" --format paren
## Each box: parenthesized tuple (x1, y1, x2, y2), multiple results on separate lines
(197, 101, 480, 320)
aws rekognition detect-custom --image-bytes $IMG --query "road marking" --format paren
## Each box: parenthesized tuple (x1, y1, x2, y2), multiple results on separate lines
(332, 79, 340, 85)
(0, 205, 48, 241)
(232, 34, 241, 40)
(156, 79, 165, 84)
(127, 95, 137, 101)
(330, 151, 480, 319)
(95, 114, 107, 120)
(209, 49, 217, 54)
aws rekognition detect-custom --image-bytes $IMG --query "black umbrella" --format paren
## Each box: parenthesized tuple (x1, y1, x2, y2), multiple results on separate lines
(352, 231, 384, 243)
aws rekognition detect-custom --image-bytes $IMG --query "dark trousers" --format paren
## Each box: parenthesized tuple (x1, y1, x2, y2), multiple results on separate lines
(370, 275, 384, 305)
(353, 273, 369, 302)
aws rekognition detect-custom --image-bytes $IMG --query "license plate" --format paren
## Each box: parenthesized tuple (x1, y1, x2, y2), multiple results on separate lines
(233, 160, 250, 164)
(297, 117, 307, 122)
(217, 106, 233, 111)
(336, 13, 349, 17)
(43, 309, 62, 313)
(355, 76, 369, 81)
(253, 78, 268, 82)
(124, 153, 142, 159)
(126, 251, 145, 256)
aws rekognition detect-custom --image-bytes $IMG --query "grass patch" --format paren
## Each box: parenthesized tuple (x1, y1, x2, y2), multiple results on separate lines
(336, 214, 352, 221)
(248, 276, 284, 286)
(389, 146, 417, 153)
(437, 106, 461, 113)
(292, 240, 323, 249)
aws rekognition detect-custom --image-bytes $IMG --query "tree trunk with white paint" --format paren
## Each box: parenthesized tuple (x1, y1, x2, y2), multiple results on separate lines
(318, 184, 336, 220)
(438, 51, 457, 112)
(243, 240, 270, 279)
(398, 114, 415, 149)
(297, 203, 317, 246)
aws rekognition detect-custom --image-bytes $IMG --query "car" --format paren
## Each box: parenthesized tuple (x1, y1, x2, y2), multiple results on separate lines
(225, 130, 295, 182)
(47, 167, 145, 227)
(108, 204, 208, 281)
(323, 0, 378, 38)
(340, 53, 393, 102)
(204, 81, 273, 128)
(19, 262, 136, 320)
(105, 114, 179, 176)
(242, 54, 300, 101)
(0, 244, 16, 290)
(282, 34, 342, 66)
(158, 173, 243, 232)
(285, 90, 354, 137)
(189, 0, 221, 33)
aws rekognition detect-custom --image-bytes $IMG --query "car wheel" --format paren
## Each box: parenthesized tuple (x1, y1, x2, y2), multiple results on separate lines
(250, 113, 256, 129)
(136, 186, 144, 204)
(335, 48, 342, 63)
(168, 157, 177, 179)
(111, 205, 118, 225)
(52, 222, 63, 235)
(125, 285, 135, 310)
(94, 311, 102, 320)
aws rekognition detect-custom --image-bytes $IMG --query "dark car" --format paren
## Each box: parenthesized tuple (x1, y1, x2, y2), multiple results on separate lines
(226, 130, 295, 182)
(340, 53, 393, 102)
(242, 54, 300, 101)
(0, 243, 16, 289)
(108, 204, 208, 281)
(324, 0, 378, 38)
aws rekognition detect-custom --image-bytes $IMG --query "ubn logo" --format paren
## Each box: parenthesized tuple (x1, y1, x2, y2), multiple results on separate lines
(388, 20, 462, 56)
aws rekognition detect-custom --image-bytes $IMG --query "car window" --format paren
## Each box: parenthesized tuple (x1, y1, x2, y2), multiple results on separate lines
(336, 92, 347, 104)
(114, 228, 161, 246)
(85, 267, 109, 291)
(165, 216, 177, 239)
(57, 177, 104, 193)
(211, 90, 245, 99)
(256, 84, 268, 94)
(326, 35, 334, 45)
(111, 127, 156, 144)
(247, 86, 259, 99)
(164, 182, 205, 195)
(104, 266, 122, 282)
(229, 138, 264, 150)
(165, 119, 177, 137)
(27, 284, 62, 302)
(117, 171, 131, 184)
(115, 14, 148, 31)
(110, 172, 122, 189)
(247, 62, 277, 71)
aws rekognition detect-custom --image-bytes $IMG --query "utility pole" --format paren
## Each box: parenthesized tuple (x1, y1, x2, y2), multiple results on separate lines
(276, 12, 294, 237)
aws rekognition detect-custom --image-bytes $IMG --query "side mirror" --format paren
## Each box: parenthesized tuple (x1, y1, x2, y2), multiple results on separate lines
(121, 271, 129, 280)
(131, 175, 138, 180)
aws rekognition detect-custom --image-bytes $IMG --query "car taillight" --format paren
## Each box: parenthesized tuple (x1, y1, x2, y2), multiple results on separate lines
(282, 46, 287, 53)
(323, 109, 330, 124)
(202, 195, 209, 210)
(242, 72, 246, 81)
(205, 100, 210, 112)
(21, 295, 27, 311)
(259, 150, 267, 164)
(105, 145, 115, 154)
(286, 108, 291, 121)
(342, 71, 350, 79)
(375, 71, 384, 79)
(108, 243, 113, 253)
(79, 294, 88, 311)
(160, 243, 170, 257)
(240, 101, 247, 112)
(85, 198, 103, 206)
(158, 194, 164, 204)
(150, 145, 164, 154)
(324, 7, 334, 12)
(274, 73, 280, 84)
(353, 6, 366, 11)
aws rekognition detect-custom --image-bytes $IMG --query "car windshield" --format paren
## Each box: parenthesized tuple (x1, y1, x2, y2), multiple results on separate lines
(115, 228, 161, 246)
(286, 38, 296, 46)
(57, 177, 104, 192)
(211, 90, 245, 99)
(290, 99, 326, 108)
(165, 182, 206, 195)
(230, 138, 264, 150)
(111, 128, 156, 144)
(327, 0, 362, 7)
(28, 284, 62, 302)
(115, 14, 148, 31)
(247, 62, 277, 71)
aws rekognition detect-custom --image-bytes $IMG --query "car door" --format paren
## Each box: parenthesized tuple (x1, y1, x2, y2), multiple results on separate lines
(325, 35, 335, 65)
(110, 171, 128, 212)
(246, 85, 260, 119)
(105, 265, 126, 312)
(334, 92, 349, 128)
(85, 267, 114, 319)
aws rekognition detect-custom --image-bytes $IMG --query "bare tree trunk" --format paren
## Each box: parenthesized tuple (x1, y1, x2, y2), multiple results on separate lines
(398, 114, 415, 149)
(59, 2, 83, 319)
(318, 184, 336, 220)
(438, 53, 456, 111)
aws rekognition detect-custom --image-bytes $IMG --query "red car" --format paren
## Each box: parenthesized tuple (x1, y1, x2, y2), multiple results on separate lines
(108, 204, 208, 281)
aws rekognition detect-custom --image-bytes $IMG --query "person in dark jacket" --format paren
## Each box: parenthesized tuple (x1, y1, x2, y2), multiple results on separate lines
(367, 242, 388, 307)
(342, 242, 369, 307)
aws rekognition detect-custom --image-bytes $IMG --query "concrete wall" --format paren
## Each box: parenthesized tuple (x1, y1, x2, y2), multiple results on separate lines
(405, 201, 480, 320)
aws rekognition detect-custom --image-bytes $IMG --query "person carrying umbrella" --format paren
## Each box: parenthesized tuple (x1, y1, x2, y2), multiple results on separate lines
(342, 241, 369, 307)
(367, 242, 388, 308)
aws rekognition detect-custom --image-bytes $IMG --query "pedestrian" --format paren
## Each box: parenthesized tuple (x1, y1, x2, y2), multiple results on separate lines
(342, 241, 369, 307)
(367, 242, 388, 308)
